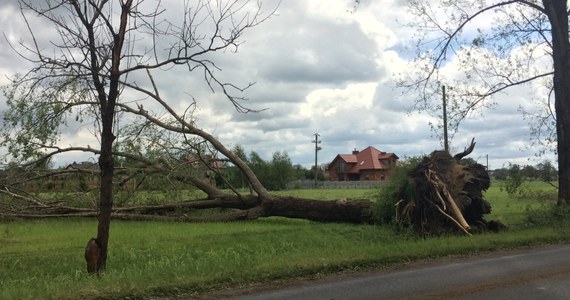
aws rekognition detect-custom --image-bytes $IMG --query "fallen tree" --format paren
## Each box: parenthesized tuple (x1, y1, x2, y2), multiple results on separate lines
(1, 138, 500, 237)
(0, 193, 375, 224)
(395, 139, 505, 235)
(0, 150, 376, 224)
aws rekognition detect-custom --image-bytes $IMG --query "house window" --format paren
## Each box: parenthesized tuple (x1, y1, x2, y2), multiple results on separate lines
(382, 159, 394, 167)
(364, 175, 370, 181)
(336, 162, 345, 173)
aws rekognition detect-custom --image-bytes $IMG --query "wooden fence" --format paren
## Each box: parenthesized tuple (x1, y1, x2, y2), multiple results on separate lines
(287, 180, 388, 189)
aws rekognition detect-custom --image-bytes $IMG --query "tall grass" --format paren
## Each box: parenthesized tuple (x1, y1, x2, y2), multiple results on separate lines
(485, 180, 558, 227)
(0, 182, 567, 299)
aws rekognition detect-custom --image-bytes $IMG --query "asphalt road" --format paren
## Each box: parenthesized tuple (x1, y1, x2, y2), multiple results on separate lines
(230, 244, 570, 300)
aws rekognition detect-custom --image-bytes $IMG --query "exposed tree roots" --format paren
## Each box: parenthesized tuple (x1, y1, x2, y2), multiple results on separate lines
(396, 139, 506, 235)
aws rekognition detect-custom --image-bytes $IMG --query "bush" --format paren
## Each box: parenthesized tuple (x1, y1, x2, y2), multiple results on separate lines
(372, 157, 422, 224)
(525, 204, 570, 226)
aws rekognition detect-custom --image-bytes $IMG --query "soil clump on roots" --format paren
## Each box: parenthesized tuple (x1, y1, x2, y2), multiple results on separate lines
(396, 139, 506, 235)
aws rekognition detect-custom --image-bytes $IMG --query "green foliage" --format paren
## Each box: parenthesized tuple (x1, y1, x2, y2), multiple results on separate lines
(493, 168, 508, 180)
(224, 144, 249, 189)
(500, 163, 524, 196)
(1, 75, 92, 161)
(499, 162, 558, 197)
(77, 175, 89, 192)
(525, 204, 570, 227)
(536, 160, 557, 182)
(225, 146, 300, 191)
(232, 144, 248, 162)
(493, 161, 558, 183)
(305, 165, 326, 181)
(268, 151, 295, 190)
(373, 156, 422, 224)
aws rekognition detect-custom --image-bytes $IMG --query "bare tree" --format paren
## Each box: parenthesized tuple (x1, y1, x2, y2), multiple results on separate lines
(398, 0, 570, 205)
(2, 0, 276, 273)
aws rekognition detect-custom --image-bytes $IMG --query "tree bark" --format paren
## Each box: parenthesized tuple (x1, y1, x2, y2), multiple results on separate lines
(264, 196, 374, 224)
(91, 0, 133, 273)
(95, 122, 114, 273)
(1, 196, 375, 224)
(543, 0, 570, 205)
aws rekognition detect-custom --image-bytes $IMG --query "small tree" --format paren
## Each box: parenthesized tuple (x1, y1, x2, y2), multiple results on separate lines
(226, 145, 250, 189)
(268, 151, 295, 190)
(521, 165, 539, 180)
(504, 164, 524, 196)
(537, 160, 557, 182)
(2, 0, 273, 273)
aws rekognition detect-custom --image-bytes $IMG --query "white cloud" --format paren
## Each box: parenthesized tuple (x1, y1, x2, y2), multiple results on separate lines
(300, 82, 376, 118)
(0, 0, 558, 170)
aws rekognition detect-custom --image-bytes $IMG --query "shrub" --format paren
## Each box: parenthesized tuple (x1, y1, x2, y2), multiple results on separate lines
(372, 157, 422, 224)
(525, 204, 570, 226)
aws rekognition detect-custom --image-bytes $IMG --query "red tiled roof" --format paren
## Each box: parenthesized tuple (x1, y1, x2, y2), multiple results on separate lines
(331, 146, 398, 173)
(339, 154, 357, 163)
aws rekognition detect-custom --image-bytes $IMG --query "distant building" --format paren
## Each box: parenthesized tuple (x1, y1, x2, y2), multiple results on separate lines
(185, 153, 227, 186)
(66, 161, 99, 172)
(328, 146, 399, 181)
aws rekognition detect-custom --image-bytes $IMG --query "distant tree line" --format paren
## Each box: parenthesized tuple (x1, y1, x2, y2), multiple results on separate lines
(492, 161, 558, 182)
(1, 144, 327, 194)
(224, 145, 323, 191)
(457, 158, 558, 183)
(490, 161, 558, 197)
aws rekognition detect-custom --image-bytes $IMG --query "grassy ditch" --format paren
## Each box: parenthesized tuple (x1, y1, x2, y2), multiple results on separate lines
(0, 182, 567, 299)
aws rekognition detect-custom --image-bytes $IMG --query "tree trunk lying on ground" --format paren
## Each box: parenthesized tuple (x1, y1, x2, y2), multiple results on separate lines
(0, 188, 376, 224)
(1, 139, 502, 234)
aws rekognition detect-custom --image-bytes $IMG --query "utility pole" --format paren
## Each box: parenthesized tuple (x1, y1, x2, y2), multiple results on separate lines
(442, 85, 449, 153)
(312, 133, 322, 188)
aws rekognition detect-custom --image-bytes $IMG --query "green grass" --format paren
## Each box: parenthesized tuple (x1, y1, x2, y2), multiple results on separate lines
(0, 182, 567, 299)
(486, 180, 558, 226)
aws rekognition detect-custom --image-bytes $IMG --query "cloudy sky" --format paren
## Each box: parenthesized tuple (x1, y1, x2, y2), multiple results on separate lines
(0, 0, 558, 170)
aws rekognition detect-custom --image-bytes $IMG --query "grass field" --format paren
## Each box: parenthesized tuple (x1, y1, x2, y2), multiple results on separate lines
(0, 181, 567, 299)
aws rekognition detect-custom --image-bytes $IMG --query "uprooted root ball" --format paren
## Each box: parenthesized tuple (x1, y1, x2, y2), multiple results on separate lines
(396, 145, 505, 235)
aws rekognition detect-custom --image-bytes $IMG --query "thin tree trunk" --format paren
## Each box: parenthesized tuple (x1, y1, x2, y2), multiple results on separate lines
(91, 0, 133, 273)
(96, 121, 115, 272)
(543, 0, 570, 205)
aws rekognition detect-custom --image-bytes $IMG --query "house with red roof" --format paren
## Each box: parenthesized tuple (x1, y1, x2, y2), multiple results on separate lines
(328, 146, 399, 181)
